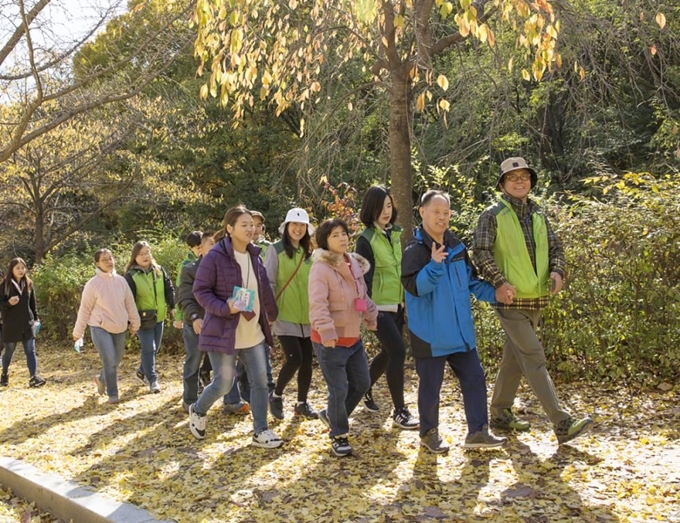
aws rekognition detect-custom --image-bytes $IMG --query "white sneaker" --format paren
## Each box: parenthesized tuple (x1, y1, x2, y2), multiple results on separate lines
(252, 429, 283, 449)
(149, 381, 160, 394)
(189, 404, 206, 440)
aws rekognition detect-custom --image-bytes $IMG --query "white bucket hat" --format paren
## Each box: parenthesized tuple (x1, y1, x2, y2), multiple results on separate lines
(278, 207, 316, 235)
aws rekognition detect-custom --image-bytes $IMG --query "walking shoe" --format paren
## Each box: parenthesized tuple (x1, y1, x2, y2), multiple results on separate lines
(269, 391, 284, 420)
(1, 372, 8, 387)
(554, 416, 593, 444)
(223, 400, 250, 414)
(94, 376, 105, 396)
(188, 404, 206, 440)
(107, 396, 120, 405)
(135, 369, 148, 386)
(331, 436, 352, 457)
(149, 381, 161, 394)
(392, 407, 420, 430)
(490, 408, 531, 432)
(199, 370, 211, 388)
(252, 429, 283, 448)
(363, 390, 379, 412)
(464, 426, 508, 449)
(294, 401, 319, 419)
(420, 428, 449, 454)
(28, 375, 46, 388)
(318, 409, 331, 431)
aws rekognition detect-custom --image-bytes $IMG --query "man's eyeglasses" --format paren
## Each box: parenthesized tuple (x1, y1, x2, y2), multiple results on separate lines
(505, 172, 531, 182)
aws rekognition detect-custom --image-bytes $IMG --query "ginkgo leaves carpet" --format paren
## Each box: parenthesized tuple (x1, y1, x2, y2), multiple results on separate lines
(0, 348, 678, 523)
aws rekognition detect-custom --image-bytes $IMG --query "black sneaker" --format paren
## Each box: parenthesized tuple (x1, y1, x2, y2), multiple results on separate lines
(0, 372, 8, 387)
(363, 390, 379, 412)
(199, 370, 211, 388)
(331, 436, 352, 457)
(29, 375, 46, 388)
(135, 369, 148, 386)
(392, 407, 420, 430)
(269, 391, 284, 420)
(294, 401, 319, 419)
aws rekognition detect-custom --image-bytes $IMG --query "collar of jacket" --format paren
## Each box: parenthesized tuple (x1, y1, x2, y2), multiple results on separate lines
(218, 237, 262, 260)
(413, 226, 462, 252)
(311, 248, 370, 275)
(501, 194, 538, 220)
(95, 268, 116, 278)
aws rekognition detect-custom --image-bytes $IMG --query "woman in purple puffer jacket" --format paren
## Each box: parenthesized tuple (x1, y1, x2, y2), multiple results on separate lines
(187, 204, 282, 449)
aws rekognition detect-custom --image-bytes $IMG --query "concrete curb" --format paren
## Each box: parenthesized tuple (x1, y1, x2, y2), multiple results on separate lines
(0, 456, 174, 523)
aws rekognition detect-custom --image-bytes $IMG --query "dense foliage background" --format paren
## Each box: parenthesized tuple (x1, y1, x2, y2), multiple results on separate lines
(1, 0, 678, 386)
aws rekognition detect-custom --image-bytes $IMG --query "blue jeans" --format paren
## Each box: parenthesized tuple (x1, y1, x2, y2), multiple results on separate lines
(194, 344, 270, 434)
(90, 326, 126, 398)
(136, 321, 164, 383)
(182, 323, 201, 404)
(314, 340, 371, 438)
(2, 337, 37, 376)
(415, 349, 488, 437)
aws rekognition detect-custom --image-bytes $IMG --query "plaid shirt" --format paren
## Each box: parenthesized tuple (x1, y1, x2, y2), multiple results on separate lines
(472, 194, 566, 310)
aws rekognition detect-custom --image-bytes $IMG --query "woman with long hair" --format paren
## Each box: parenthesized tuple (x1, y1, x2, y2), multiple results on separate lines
(188, 205, 282, 448)
(356, 186, 419, 429)
(264, 207, 318, 420)
(73, 249, 141, 404)
(0, 258, 46, 388)
(124, 241, 174, 394)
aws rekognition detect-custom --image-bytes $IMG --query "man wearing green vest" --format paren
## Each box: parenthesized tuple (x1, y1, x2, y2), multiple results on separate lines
(473, 157, 592, 445)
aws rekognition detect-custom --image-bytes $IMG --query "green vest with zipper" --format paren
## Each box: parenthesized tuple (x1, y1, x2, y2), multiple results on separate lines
(492, 199, 550, 299)
(273, 241, 311, 324)
(131, 268, 168, 322)
(358, 225, 404, 305)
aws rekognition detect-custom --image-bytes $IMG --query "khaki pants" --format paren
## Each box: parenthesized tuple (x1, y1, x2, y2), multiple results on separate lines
(491, 308, 570, 425)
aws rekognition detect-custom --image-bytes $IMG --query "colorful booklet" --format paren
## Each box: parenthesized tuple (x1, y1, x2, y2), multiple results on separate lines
(231, 286, 255, 312)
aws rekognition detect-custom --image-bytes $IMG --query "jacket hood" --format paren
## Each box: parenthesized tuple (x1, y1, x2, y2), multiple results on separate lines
(312, 249, 371, 275)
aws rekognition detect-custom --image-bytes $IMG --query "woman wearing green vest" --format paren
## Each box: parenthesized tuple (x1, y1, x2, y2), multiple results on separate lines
(264, 207, 318, 420)
(124, 241, 175, 394)
(355, 186, 419, 430)
(472, 156, 592, 445)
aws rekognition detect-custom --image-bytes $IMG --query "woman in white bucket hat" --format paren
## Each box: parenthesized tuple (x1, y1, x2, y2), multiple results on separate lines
(264, 207, 319, 420)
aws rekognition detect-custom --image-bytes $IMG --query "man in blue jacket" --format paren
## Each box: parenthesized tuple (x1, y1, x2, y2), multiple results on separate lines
(402, 190, 513, 453)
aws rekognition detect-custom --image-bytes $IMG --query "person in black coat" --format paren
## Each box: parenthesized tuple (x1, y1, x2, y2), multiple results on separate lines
(0, 258, 46, 388)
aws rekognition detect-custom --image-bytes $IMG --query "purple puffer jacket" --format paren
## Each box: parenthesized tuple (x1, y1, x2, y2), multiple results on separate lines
(193, 237, 278, 354)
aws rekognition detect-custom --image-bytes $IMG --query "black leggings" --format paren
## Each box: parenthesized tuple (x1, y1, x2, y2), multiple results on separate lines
(274, 335, 313, 402)
(368, 308, 406, 410)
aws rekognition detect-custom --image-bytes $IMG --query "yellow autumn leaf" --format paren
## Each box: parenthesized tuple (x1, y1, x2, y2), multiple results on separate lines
(655, 12, 666, 29)
(439, 99, 450, 111)
(437, 74, 449, 91)
(415, 93, 426, 112)
(522, 69, 531, 81)
(650, 44, 657, 55)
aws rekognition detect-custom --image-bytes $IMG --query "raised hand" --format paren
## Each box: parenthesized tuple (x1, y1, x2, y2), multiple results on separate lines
(431, 242, 447, 263)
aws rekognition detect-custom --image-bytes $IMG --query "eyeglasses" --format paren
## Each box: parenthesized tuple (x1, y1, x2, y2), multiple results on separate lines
(504, 172, 531, 182)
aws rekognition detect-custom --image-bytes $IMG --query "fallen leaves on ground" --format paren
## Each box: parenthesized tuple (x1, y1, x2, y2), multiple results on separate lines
(0, 347, 678, 523)
(0, 487, 64, 523)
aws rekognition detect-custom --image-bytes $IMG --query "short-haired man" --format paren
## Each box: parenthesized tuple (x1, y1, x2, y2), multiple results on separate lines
(401, 190, 509, 453)
(472, 157, 592, 444)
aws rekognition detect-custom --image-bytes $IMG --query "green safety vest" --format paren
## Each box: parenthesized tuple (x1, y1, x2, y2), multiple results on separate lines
(131, 269, 168, 322)
(492, 199, 550, 299)
(273, 241, 311, 324)
(358, 225, 404, 305)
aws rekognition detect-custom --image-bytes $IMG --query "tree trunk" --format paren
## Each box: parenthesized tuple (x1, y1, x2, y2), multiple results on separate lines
(389, 67, 415, 243)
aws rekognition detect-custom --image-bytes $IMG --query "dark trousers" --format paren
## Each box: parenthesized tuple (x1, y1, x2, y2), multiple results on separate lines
(415, 349, 489, 437)
(274, 335, 314, 402)
(368, 309, 407, 410)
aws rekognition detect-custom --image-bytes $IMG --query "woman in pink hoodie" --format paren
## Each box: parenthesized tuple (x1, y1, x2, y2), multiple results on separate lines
(73, 249, 141, 404)
(309, 218, 378, 457)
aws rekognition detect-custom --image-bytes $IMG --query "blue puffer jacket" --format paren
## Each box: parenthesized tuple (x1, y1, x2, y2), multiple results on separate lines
(401, 227, 496, 358)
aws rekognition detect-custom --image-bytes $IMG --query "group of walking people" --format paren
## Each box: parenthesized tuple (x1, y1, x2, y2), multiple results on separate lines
(3, 155, 593, 457)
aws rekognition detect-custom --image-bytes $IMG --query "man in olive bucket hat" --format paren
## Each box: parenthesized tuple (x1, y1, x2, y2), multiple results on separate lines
(472, 157, 593, 444)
